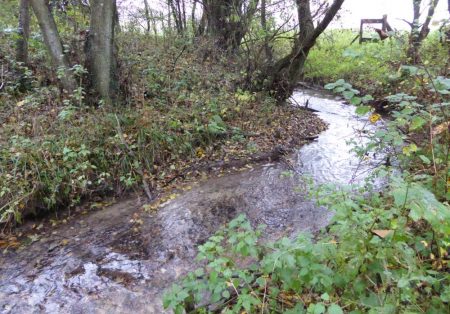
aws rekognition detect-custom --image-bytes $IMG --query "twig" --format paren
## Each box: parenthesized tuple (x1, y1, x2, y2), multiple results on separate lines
(171, 44, 187, 72)
(0, 64, 5, 92)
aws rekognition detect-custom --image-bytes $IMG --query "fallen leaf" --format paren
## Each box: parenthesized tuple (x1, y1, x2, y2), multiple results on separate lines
(431, 121, 449, 136)
(372, 229, 393, 238)
(369, 113, 381, 124)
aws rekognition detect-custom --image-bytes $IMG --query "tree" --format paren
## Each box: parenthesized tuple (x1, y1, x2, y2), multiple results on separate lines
(262, 0, 345, 100)
(16, 0, 30, 65)
(85, 0, 118, 103)
(406, 0, 440, 64)
(203, 0, 259, 51)
(31, 0, 118, 102)
(30, 0, 76, 93)
(260, 0, 273, 62)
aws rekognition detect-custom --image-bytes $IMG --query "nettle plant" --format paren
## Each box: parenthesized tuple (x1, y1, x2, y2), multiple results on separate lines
(163, 180, 449, 313)
(325, 72, 449, 201)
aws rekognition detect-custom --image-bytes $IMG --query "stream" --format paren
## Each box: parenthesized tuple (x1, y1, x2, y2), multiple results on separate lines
(0, 89, 379, 313)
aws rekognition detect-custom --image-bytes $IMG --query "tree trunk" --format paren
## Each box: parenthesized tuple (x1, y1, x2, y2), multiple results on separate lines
(181, 0, 187, 31)
(149, 8, 158, 40)
(31, 0, 76, 93)
(191, 0, 197, 34)
(407, 0, 440, 64)
(168, 0, 182, 33)
(196, 10, 206, 36)
(263, 0, 344, 100)
(16, 0, 30, 65)
(143, 0, 151, 33)
(86, 0, 117, 103)
(204, 0, 259, 51)
(260, 0, 273, 62)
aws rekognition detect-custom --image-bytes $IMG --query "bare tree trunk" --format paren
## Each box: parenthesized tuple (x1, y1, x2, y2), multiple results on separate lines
(263, 0, 344, 100)
(17, 0, 30, 65)
(168, 0, 182, 33)
(149, 8, 158, 40)
(181, 0, 187, 31)
(191, 0, 197, 34)
(143, 0, 151, 33)
(407, 0, 440, 64)
(167, 1, 172, 31)
(204, 0, 259, 50)
(196, 10, 206, 36)
(261, 0, 273, 62)
(30, 0, 76, 93)
(86, 0, 117, 103)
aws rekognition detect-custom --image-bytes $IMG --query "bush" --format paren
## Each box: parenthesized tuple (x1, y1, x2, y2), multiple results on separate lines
(164, 178, 450, 313)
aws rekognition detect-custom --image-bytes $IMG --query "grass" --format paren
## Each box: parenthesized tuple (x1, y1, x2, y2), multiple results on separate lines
(304, 29, 448, 95)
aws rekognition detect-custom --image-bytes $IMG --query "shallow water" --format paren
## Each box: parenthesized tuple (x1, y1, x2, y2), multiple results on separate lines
(293, 89, 382, 184)
(0, 89, 378, 313)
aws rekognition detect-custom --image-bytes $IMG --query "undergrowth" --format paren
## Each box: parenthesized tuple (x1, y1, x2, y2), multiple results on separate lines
(163, 42, 450, 313)
(164, 178, 449, 313)
(0, 35, 325, 224)
(304, 30, 448, 96)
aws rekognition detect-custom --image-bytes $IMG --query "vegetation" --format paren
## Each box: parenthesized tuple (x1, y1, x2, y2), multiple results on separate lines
(0, 0, 347, 223)
(305, 30, 448, 95)
(162, 5, 450, 314)
(0, 0, 449, 312)
(164, 73, 450, 312)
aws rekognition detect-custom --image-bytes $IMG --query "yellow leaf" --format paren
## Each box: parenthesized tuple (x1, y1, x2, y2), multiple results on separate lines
(372, 229, 393, 238)
(196, 147, 205, 158)
(16, 100, 25, 107)
(431, 121, 449, 136)
(369, 113, 381, 124)
(61, 239, 69, 246)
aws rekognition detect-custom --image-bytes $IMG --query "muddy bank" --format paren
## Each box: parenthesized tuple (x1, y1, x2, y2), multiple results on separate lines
(0, 162, 332, 313)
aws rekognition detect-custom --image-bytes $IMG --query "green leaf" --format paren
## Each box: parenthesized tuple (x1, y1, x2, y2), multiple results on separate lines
(392, 187, 408, 207)
(355, 106, 371, 115)
(324, 83, 337, 90)
(350, 97, 362, 105)
(398, 277, 410, 288)
(321, 293, 330, 301)
(343, 90, 355, 100)
(410, 116, 426, 130)
(328, 304, 344, 314)
(418, 155, 431, 165)
(194, 268, 204, 277)
(308, 303, 326, 314)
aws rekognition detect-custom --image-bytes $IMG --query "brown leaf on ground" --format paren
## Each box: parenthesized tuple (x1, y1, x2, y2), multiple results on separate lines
(372, 229, 393, 238)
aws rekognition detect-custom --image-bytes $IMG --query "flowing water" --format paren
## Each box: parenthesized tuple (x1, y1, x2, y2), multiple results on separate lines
(293, 89, 382, 185)
(0, 89, 380, 313)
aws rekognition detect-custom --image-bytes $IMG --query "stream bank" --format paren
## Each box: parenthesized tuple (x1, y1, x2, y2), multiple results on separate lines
(0, 89, 377, 313)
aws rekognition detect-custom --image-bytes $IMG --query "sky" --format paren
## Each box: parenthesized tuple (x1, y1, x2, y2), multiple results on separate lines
(121, 0, 450, 31)
(338, 0, 449, 30)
